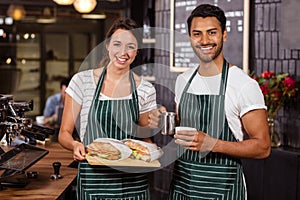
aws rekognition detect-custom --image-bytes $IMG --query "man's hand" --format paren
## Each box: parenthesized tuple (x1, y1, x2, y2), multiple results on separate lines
(174, 130, 217, 152)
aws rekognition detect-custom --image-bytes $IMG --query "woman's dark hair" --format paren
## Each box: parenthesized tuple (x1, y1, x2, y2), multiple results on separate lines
(99, 18, 142, 67)
(187, 4, 227, 35)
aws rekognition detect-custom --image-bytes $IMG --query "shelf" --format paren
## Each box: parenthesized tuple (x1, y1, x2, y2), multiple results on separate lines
(142, 75, 156, 82)
(17, 43, 40, 59)
(142, 38, 156, 44)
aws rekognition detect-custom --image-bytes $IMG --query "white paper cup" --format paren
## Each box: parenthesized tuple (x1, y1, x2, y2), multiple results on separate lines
(36, 116, 45, 125)
(175, 126, 196, 133)
(175, 126, 197, 142)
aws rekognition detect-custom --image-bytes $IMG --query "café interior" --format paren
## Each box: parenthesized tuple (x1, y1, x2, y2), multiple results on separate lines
(0, 0, 299, 200)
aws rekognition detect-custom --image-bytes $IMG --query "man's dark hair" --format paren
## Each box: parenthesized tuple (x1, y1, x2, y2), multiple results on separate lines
(60, 77, 71, 88)
(187, 4, 227, 35)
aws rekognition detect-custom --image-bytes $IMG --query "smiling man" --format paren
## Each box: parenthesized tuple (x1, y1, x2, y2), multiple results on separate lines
(171, 4, 271, 199)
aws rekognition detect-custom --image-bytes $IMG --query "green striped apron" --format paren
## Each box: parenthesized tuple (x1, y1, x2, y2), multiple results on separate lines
(77, 67, 149, 200)
(170, 61, 246, 200)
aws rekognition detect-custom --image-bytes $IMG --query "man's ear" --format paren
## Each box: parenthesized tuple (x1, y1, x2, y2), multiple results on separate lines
(223, 30, 227, 42)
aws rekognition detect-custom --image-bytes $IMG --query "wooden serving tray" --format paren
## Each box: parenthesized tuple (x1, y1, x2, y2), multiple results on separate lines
(86, 155, 161, 168)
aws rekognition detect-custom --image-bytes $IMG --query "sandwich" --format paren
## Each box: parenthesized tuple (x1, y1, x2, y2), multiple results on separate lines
(123, 139, 163, 162)
(86, 141, 121, 160)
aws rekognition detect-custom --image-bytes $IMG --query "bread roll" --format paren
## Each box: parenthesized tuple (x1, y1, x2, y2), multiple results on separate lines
(87, 141, 121, 160)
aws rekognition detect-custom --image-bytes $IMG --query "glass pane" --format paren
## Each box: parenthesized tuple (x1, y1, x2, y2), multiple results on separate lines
(45, 34, 69, 60)
(16, 33, 40, 59)
(73, 34, 88, 60)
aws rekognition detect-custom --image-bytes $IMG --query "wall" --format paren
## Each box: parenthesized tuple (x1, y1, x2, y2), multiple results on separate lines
(154, 0, 300, 147)
(251, 0, 300, 148)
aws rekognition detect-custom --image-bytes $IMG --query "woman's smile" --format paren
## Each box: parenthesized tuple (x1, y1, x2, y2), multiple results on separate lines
(115, 56, 128, 64)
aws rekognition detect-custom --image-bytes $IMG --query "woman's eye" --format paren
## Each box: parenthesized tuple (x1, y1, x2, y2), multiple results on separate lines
(128, 45, 136, 50)
(113, 43, 121, 47)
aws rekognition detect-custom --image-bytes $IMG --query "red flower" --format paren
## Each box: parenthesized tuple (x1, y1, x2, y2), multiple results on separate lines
(284, 77, 296, 90)
(270, 89, 282, 103)
(250, 70, 298, 117)
(261, 71, 274, 79)
(260, 83, 268, 95)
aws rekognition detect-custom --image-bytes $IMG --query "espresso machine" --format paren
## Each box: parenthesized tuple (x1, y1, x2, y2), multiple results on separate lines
(0, 94, 54, 146)
(0, 94, 53, 188)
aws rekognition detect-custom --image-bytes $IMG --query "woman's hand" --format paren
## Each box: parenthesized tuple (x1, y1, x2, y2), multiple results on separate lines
(148, 106, 166, 128)
(73, 141, 86, 161)
(174, 130, 217, 152)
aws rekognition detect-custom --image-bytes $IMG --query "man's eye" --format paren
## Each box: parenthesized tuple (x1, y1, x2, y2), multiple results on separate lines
(209, 31, 216, 35)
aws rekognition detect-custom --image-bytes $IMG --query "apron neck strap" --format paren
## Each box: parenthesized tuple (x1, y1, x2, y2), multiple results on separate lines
(95, 66, 137, 99)
(219, 59, 229, 95)
(183, 59, 229, 95)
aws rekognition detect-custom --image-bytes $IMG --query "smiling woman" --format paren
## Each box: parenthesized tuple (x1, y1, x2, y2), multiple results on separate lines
(107, 29, 138, 71)
(58, 17, 157, 200)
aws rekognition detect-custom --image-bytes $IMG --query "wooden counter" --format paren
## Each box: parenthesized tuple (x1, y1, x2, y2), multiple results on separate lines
(0, 142, 78, 200)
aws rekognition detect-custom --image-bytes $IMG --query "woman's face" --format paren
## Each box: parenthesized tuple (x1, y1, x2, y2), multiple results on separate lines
(106, 29, 138, 69)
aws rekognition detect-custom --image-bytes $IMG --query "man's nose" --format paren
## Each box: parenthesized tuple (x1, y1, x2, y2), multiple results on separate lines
(200, 34, 210, 44)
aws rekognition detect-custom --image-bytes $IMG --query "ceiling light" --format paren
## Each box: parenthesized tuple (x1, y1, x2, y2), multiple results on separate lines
(5, 17, 13, 25)
(73, 0, 97, 13)
(36, 7, 56, 24)
(81, 14, 106, 19)
(36, 18, 56, 23)
(53, 0, 75, 5)
(6, 58, 12, 65)
(7, 4, 26, 21)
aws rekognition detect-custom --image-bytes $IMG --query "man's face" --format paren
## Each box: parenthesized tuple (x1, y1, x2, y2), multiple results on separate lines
(189, 16, 227, 63)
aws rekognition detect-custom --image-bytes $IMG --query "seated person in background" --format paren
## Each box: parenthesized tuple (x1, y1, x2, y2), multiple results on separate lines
(43, 77, 71, 125)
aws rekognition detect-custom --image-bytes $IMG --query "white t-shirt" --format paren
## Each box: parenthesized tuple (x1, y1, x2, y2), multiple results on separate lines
(66, 69, 157, 140)
(175, 66, 267, 141)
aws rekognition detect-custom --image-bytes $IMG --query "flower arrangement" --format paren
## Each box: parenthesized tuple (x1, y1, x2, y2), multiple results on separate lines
(251, 70, 298, 119)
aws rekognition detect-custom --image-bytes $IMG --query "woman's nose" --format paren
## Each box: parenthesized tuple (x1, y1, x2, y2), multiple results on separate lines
(120, 46, 127, 55)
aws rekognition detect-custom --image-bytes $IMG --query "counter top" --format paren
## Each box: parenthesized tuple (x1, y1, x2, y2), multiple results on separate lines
(0, 142, 77, 200)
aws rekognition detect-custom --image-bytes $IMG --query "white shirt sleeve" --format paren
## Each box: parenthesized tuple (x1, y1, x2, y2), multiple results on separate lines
(66, 73, 83, 105)
(138, 79, 157, 113)
(238, 80, 267, 117)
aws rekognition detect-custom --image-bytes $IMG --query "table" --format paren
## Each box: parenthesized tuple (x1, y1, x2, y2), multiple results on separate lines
(242, 147, 300, 200)
(0, 142, 78, 200)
